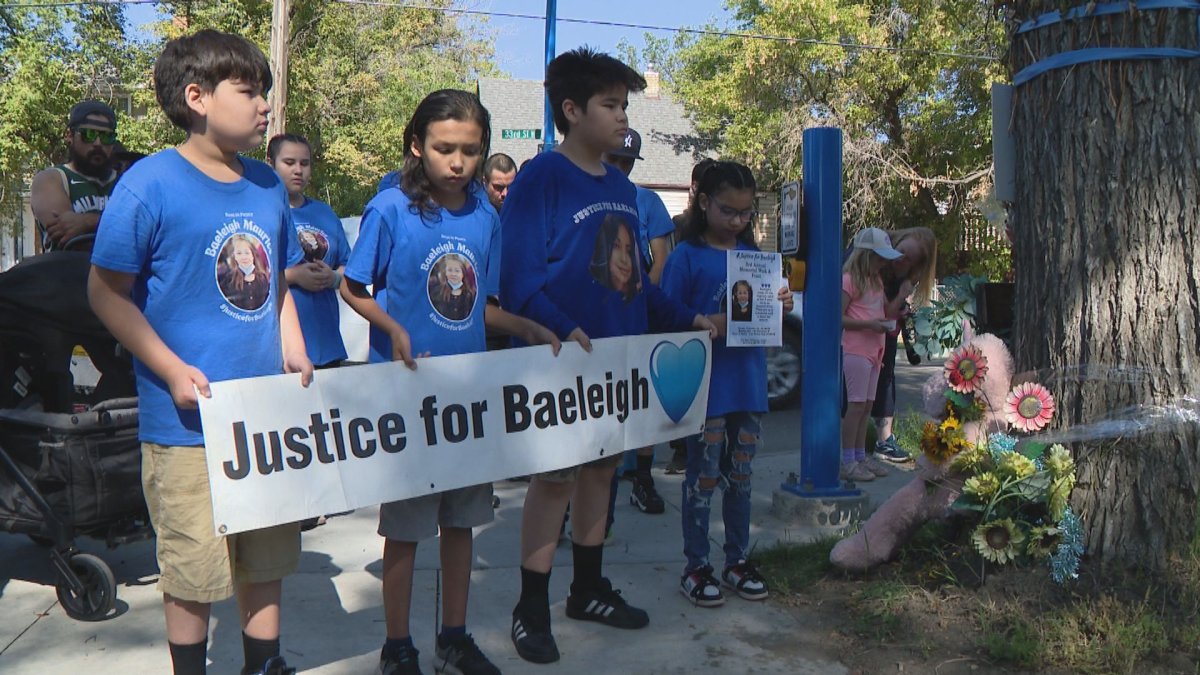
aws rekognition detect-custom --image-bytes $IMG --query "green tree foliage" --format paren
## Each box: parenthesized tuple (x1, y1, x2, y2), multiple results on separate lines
(0, 2, 133, 230)
(0, 0, 497, 231)
(635, 0, 1008, 277)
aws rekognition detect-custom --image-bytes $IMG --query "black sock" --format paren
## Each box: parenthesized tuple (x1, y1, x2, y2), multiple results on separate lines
(241, 634, 279, 675)
(571, 542, 604, 594)
(168, 640, 207, 675)
(437, 624, 466, 648)
(517, 566, 551, 626)
(635, 453, 653, 478)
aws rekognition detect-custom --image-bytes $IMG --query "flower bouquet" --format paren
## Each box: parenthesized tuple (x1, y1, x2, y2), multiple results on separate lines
(831, 335, 1083, 583)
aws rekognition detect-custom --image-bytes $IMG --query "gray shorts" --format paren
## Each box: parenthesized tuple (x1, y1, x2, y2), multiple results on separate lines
(377, 483, 495, 542)
(538, 451, 625, 483)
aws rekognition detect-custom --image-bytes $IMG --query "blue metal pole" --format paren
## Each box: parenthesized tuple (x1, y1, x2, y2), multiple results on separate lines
(542, 0, 557, 152)
(783, 127, 857, 497)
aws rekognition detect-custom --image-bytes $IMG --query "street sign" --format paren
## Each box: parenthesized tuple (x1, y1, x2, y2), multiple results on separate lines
(779, 181, 801, 255)
(501, 128, 542, 140)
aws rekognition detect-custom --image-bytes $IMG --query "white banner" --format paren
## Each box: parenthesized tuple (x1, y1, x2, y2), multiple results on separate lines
(726, 250, 783, 348)
(198, 332, 711, 534)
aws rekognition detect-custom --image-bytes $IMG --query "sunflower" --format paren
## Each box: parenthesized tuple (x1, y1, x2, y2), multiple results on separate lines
(962, 472, 1001, 501)
(945, 344, 989, 394)
(951, 444, 991, 474)
(997, 452, 1036, 480)
(1045, 444, 1075, 479)
(972, 519, 1025, 564)
(1026, 526, 1063, 559)
(1005, 382, 1056, 432)
(1048, 474, 1076, 521)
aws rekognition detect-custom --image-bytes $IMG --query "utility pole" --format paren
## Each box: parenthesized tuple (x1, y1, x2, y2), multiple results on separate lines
(267, 0, 291, 140)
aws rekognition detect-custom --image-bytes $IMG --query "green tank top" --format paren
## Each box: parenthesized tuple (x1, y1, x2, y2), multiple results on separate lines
(37, 164, 116, 251)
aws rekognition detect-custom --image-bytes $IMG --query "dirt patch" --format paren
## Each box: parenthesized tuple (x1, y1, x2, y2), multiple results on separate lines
(766, 561, 1200, 675)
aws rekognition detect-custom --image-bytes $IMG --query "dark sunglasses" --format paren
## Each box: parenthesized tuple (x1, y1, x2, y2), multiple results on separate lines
(76, 128, 118, 145)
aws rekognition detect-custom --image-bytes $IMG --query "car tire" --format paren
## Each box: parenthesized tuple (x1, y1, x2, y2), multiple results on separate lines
(767, 324, 802, 410)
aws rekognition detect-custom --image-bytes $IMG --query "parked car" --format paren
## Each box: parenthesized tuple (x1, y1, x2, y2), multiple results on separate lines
(767, 305, 803, 409)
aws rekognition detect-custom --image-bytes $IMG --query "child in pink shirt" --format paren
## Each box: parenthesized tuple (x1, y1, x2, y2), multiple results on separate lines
(840, 227, 904, 482)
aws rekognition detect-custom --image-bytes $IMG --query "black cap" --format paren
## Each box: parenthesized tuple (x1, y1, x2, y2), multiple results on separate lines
(68, 100, 117, 131)
(609, 129, 644, 160)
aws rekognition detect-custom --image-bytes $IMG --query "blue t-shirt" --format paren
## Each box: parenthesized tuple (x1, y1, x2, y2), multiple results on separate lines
(500, 152, 694, 340)
(635, 185, 675, 268)
(661, 239, 768, 417)
(345, 185, 498, 360)
(91, 149, 303, 446)
(290, 197, 350, 366)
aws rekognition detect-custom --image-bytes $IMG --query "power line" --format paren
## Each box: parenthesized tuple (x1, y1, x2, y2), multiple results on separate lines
(332, 0, 1000, 63)
(0, 0, 156, 8)
(0, 0, 1000, 63)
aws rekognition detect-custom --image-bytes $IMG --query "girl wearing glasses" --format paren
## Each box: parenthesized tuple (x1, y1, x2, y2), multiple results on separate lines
(661, 160, 793, 608)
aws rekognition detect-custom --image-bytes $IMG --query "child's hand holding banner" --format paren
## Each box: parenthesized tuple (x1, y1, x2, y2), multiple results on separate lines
(198, 332, 711, 534)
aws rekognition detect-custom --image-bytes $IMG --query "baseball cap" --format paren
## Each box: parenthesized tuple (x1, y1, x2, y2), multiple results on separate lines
(853, 227, 902, 260)
(68, 100, 117, 131)
(609, 129, 644, 160)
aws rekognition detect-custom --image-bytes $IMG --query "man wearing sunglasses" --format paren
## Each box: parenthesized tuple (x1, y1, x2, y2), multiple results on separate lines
(30, 100, 119, 252)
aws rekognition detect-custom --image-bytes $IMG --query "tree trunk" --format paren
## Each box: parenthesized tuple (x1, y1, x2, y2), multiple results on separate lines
(1007, 5, 1200, 571)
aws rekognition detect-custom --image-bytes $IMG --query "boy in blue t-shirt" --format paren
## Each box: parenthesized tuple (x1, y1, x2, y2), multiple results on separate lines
(500, 47, 716, 665)
(88, 30, 312, 675)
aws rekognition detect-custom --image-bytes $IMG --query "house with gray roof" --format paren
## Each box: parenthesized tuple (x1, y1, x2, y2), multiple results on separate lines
(477, 73, 711, 218)
(477, 74, 778, 251)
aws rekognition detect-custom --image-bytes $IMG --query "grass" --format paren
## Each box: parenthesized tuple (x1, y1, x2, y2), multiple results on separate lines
(754, 536, 838, 596)
(980, 594, 1173, 674)
(849, 580, 911, 640)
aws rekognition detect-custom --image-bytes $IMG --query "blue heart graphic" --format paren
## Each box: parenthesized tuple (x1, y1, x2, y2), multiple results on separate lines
(649, 339, 707, 423)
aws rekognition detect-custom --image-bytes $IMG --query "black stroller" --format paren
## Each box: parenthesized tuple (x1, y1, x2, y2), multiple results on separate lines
(0, 251, 148, 620)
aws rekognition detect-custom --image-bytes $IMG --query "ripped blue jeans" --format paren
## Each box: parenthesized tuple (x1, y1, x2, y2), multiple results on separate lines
(681, 412, 760, 573)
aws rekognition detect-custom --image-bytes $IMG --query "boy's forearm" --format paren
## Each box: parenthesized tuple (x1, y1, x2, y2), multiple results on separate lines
(87, 266, 187, 383)
(483, 304, 542, 338)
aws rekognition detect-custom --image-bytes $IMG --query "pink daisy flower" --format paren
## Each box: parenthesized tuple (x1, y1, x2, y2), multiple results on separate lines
(944, 344, 989, 394)
(1005, 382, 1056, 432)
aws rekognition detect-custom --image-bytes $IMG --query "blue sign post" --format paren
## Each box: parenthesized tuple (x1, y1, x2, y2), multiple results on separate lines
(781, 127, 860, 498)
(541, 0, 558, 153)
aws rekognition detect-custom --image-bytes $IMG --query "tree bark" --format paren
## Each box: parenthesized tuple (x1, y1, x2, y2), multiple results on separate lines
(1007, 5, 1200, 571)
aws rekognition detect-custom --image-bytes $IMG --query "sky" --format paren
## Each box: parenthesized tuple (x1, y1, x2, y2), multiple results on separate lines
(124, 0, 732, 80)
(482, 0, 731, 80)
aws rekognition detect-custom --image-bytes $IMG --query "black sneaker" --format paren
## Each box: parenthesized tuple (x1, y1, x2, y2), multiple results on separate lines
(680, 566, 725, 608)
(629, 476, 665, 514)
(434, 633, 499, 675)
(721, 560, 769, 601)
(511, 603, 559, 664)
(380, 643, 424, 675)
(565, 577, 649, 629)
(244, 656, 296, 675)
(665, 443, 687, 474)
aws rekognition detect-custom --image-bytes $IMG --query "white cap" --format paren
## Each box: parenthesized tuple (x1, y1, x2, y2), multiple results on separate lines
(853, 227, 902, 260)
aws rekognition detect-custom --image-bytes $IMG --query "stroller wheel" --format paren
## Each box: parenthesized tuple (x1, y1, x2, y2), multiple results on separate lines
(56, 553, 117, 621)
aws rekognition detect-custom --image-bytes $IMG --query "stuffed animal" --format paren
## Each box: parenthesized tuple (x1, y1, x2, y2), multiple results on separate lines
(830, 333, 1015, 572)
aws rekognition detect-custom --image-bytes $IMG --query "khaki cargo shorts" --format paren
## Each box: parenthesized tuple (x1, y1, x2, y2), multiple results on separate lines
(142, 443, 300, 603)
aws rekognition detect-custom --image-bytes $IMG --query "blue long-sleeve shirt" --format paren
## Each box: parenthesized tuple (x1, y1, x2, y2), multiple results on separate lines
(500, 152, 694, 339)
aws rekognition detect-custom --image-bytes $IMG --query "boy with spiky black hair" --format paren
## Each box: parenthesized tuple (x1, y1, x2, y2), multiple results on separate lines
(500, 46, 716, 664)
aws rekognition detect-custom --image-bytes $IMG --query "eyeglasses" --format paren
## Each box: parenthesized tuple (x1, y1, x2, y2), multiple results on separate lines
(709, 197, 757, 222)
(76, 128, 118, 145)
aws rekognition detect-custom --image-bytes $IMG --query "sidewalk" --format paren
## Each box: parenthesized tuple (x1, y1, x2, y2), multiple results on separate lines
(0, 361, 942, 674)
